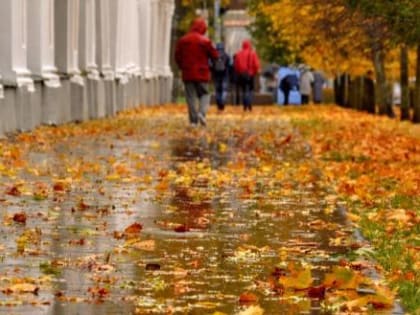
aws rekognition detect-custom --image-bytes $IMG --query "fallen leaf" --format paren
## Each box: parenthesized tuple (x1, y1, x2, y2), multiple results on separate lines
(279, 265, 313, 290)
(239, 292, 258, 304)
(174, 224, 189, 233)
(5, 185, 21, 196)
(307, 285, 326, 299)
(13, 212, 27, 224)
(5, 283, 39, 294)
(124, 222, 143, 238)
(236, 305, 264, 315)
(131, 240, 156, 251)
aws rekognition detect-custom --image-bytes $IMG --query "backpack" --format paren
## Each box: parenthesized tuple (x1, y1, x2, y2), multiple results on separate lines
(281, 74, 299, 91)
(214, 55, 227, 72)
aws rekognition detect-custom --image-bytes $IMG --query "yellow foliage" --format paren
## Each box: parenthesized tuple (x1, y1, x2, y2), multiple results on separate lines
(254, 0, 411, 77)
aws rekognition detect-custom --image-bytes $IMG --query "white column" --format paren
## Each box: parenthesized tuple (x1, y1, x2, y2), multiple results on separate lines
(55, 0, 82, 82)
(126, 0, 140, 75)
(0, 0, 34, 90)
(96, 0, 114, 80)
(114, 0, 128, 82)
(138, 0, 151, 78)
(150, 0, 159, 78)
(27, 0, 60, 87)
(79, 0, 99, 79)
(155, 2, 164, 76)
(0, 75, 4, 98)
(162, 0, 175, 77)
(142, 0, 152, 79)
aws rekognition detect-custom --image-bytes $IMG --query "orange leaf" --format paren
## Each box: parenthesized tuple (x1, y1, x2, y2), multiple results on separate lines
(239, 292, 258, 304)
(124, 222, 143, 235)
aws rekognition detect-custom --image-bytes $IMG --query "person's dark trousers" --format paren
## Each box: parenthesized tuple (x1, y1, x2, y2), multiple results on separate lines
(215, 78, 225, 111)
(235, 83, 241, 105)
(301, 94, 309, 104)
(238, 75, 254, 111)
(282, 88, 290, 105)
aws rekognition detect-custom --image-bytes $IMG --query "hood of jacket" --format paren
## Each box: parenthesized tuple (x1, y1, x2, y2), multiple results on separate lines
(242, 40, 252, 50)
(190, 18, 207, 34)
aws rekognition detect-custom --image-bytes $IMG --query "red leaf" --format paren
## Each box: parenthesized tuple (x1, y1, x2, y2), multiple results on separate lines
(13, 212, 27, 224)
(6, 186, 21, 197)
(53, 182, 65, 192)
(307, 285, 326, 299)
(280, 134, 292, 145)
(174, 224, 189, 233)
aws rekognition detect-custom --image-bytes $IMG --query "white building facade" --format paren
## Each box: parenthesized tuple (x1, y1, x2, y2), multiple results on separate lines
(0, 0, 175, 136)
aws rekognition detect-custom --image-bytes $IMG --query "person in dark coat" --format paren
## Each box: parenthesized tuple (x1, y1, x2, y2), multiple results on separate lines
(210, 43, 231, 111)
(175, 18, 218, 126)
(312, 70, 326, 104)
(233, 40, 260, 111)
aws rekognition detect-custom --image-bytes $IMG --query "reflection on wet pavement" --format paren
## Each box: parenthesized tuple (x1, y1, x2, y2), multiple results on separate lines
(0, 110, 398, 314)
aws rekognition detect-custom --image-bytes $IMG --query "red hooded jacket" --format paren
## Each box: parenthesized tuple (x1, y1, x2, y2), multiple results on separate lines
(175, 18, 218, 82)
(234, 40, 260, 77)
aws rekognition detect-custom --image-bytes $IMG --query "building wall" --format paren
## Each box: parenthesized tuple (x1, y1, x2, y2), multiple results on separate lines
(0, 0, 175, 137)
(223, 10, 252, 57)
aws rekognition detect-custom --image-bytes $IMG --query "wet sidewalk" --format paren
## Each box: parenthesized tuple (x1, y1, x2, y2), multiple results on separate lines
(0, 106, 399, 314)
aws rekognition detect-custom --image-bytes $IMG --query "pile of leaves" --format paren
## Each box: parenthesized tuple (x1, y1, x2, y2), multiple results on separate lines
(286, 104, 420, 313)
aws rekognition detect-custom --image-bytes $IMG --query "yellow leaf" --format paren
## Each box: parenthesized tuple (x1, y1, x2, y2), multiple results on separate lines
(279, 266, 313, 289)
(236, 305, 264, 315)
(8, 283, 39, 294)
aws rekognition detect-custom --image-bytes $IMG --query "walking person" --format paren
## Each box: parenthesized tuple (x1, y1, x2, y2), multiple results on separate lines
(175, 18, 218, 126)
(278, 66, 299, 105)
(300, 67, 314, 105)
(210, 43, 231, 112)
(312, 70, 326, 104)
(233, 40, 260, 111)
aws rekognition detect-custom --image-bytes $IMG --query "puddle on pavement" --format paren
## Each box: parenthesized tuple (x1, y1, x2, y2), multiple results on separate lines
(0, 113, 397, 314)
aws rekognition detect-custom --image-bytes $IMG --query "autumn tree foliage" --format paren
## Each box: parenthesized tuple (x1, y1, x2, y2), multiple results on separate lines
(352, 0, 420, 122)
(248, 0, 420, 121)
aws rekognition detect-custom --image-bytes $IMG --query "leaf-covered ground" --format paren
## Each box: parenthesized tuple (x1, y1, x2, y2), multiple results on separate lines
(0, 104, 416, 314)
(286, 105, 420, 314)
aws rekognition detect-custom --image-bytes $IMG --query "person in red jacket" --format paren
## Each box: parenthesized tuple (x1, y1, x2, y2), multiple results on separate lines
(233, 40, 260, 111)
(175, 18, 218, 126)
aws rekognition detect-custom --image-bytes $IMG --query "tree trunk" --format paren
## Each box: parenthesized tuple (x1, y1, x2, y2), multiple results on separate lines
(400, 45, 410, 120)
(413, 44, 420, 123)
(373, 48, 395, 117)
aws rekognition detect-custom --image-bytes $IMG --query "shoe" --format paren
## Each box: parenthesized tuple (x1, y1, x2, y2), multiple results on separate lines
(198, 113, 206, 126)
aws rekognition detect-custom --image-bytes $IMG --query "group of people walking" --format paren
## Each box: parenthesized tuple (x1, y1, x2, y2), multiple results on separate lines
(175, 17, 325, 127)
(277, 65, 325, 106)
(175, 17, 260, 126)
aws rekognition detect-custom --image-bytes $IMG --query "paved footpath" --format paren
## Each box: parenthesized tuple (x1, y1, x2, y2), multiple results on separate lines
(0, 106, 401, 314)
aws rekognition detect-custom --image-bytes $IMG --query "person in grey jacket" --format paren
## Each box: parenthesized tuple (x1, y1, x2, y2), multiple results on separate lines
(300, 67, 314, 104)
